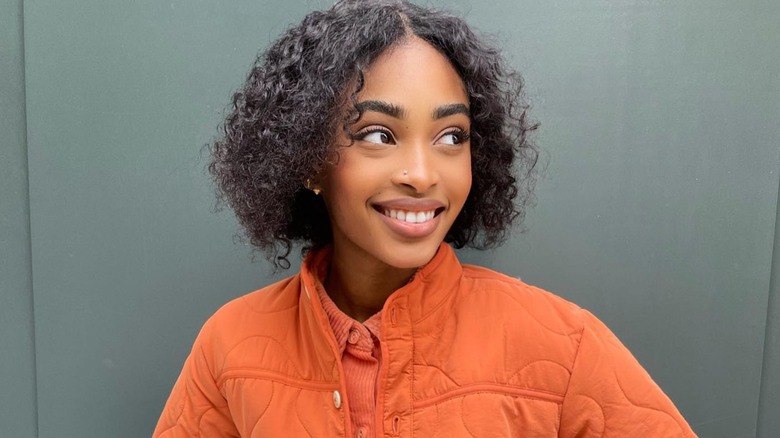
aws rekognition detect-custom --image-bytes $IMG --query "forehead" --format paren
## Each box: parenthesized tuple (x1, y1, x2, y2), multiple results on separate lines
(358, 37, 468, 106)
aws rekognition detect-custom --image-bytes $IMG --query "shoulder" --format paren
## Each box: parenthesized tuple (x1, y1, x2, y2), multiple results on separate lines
(416, 263, 593, 403)
(456, 264, 651, 377)
(458, 263, 588, 338)
(193, 274, 304, 370)
(207, 274, 302, 327)
(439, 264, 589, 395)
(457, 265, 695, 436)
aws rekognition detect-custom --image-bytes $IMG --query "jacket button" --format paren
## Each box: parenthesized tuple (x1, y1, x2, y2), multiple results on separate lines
(348, 329, 360, 344)
(333, 390, 342, 409)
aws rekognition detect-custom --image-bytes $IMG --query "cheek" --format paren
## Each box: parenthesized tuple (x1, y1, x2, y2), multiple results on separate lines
(454, 154, 473, 203)
(322, 156, 374, 211)
(462, 171, 473, 197)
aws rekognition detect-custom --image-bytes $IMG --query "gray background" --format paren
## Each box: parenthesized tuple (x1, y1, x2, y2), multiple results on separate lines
(2, 0, 778, 436)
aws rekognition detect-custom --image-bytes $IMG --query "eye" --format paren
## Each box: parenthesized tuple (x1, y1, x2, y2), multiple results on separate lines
(437, 128, 470, 145)
(355, 127, 395, 145)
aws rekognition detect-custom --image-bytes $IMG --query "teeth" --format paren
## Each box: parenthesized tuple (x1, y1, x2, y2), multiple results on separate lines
(382, 209, 437, 223)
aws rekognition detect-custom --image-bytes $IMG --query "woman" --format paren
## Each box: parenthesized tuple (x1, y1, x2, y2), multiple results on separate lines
(154, 0, 696, 436)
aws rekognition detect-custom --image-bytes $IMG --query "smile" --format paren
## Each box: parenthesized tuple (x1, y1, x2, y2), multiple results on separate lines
(383, 209, 436, 224)
(372, 201, 445, 238)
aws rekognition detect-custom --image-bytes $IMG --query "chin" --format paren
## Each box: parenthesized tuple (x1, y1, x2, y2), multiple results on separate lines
(379, 241, 441, 270)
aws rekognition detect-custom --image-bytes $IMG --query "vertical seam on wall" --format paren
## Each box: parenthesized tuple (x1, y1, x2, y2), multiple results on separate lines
(20, 0, 40, 435)
(756, 148, 780, 436)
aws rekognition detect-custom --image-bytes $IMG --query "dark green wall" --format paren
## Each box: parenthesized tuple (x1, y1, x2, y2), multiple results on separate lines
(0, 0, 37, 436)
(2, 0, 779, 436)
(758, 188, 780, 435)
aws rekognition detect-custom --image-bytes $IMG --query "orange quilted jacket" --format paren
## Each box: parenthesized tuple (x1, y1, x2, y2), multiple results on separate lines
(154, 244, 696, 437)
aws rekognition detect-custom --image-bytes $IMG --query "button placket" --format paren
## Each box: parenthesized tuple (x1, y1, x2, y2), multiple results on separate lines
(383, 298, 410, 437)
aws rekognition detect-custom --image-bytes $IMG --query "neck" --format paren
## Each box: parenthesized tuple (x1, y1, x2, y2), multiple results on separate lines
(324, 248, 417, 322)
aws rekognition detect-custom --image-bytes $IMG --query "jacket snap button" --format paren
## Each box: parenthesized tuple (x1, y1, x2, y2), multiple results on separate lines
(333, 390, 342, 409)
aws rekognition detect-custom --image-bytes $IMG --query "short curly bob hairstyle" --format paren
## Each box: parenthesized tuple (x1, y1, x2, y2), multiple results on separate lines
(210, 0, 539, 268)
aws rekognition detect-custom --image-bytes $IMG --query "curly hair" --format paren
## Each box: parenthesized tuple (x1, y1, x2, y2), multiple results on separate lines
(209, 0, 539, 268)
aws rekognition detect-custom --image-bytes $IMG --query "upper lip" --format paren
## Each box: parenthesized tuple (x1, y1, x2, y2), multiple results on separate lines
(372, 198, 446, 212)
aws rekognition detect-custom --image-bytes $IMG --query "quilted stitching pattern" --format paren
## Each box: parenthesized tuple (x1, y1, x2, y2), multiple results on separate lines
(559, 310, 694, 437)
(153, 244, 696, 437)
(413, 392, 562, 437)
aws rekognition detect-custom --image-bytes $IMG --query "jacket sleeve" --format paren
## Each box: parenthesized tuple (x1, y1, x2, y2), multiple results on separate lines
(153, 321, 239, 438)
(558, 310, 697, 437)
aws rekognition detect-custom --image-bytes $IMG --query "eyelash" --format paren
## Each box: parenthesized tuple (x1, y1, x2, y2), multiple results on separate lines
(440, 128, 470, 145)
(353, 127, 394, 144)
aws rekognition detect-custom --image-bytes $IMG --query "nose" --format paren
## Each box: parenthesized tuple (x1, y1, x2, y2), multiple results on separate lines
(391, 142, 439, 193)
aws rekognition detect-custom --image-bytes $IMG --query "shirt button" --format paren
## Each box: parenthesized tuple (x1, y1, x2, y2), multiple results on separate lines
(333, 390, 341, 409)
(348, 329, 360, 344)
(356, 426, 368, 438)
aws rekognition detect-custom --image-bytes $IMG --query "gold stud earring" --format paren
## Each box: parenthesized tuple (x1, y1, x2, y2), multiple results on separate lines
(305, 178, 321, 195)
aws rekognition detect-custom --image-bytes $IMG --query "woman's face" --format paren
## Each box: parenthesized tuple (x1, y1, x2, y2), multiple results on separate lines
(321, 37, 472, 270)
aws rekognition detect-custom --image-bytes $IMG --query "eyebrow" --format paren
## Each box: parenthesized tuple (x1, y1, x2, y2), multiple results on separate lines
(354, 100, 470, 120)
(355, 100, 405, 119)
(432, 103, 470, 120)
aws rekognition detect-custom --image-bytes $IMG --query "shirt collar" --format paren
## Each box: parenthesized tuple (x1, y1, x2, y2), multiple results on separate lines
(315, 278, 382, 354)
(300, 242, 462, 331)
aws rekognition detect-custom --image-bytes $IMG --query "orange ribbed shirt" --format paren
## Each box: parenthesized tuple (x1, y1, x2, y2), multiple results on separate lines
(316, 284, 382, 438)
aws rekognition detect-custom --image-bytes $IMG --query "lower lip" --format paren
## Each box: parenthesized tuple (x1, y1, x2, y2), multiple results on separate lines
(376, 210, 441, 238)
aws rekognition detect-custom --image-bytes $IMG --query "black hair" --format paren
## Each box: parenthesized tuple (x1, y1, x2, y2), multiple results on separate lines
(209, 0, 539, 268)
